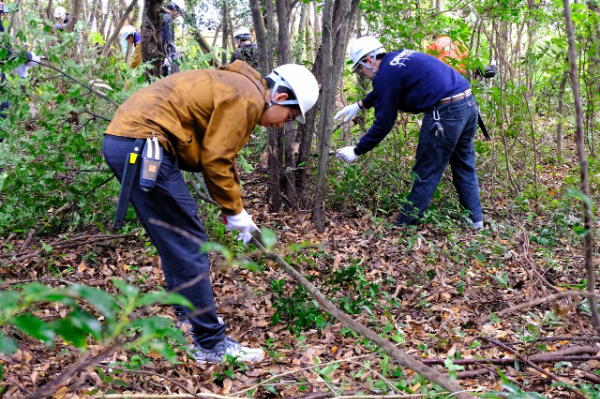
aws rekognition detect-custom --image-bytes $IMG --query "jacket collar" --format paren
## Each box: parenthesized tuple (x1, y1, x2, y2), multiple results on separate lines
(219, 61, 268, 107)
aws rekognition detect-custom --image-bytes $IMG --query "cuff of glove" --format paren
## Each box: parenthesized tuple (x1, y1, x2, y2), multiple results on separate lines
(353, 146, 366, 156)
(225, 209, 249, 225)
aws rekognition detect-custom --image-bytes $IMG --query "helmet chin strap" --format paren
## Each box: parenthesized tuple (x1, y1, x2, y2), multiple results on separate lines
(267, 71, 299, 107)
(357, 50, 382, 75)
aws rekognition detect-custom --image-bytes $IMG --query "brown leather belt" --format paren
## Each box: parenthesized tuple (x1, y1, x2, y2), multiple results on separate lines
(437, 89, 472, 105)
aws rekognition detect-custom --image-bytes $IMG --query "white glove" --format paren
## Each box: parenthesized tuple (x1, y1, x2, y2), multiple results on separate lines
(163, 57, 171, 67)
(334, 102, 361, 122)
(223, 209, 260, 246)
(336, 146, 359, 162)
(24, 53, 41, 67)
(15, 64, 29, 79)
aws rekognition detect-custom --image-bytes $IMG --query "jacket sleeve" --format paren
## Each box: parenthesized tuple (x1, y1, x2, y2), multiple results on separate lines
(200, 97, 260, 215)
(361, 90, 376, 109)
(354, 85, 401, 155)
(130, 44, 142, 68)
(230, 51, 238, 64)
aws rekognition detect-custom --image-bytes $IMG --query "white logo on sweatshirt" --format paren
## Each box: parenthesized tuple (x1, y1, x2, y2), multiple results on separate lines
(389, 50, 416, 67)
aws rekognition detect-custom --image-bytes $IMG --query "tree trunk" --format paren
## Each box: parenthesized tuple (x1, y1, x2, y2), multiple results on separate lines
(248, 0, 270, 75)
(556, 72, 568, 157)
(100, 0, 112, 40)
(562, 0, 600, 335)
(311, 0, 354, 231)
(221, 0, 231, 65)
(312, 1, 321, 48)
(101, 0, 138, 57)
(276, 0, 299, 208)
(141, 0, 163, 77)
(46, 0, 54, 21)
(66, 0, 82, 33)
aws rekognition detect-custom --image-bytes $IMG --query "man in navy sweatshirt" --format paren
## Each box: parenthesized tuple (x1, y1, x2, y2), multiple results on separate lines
(334, 36, 483, 229)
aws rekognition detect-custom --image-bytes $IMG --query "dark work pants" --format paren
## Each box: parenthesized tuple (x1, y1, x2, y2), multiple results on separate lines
(103, 135, 226, 348)
(397, 95, 482, 226)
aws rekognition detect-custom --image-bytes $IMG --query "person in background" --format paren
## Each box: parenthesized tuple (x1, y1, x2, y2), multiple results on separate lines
(230, 27, 259, 71)
(121, 25, 142, 69)
(161, 2, 181, 76)
(53, 6, 69, 31)
(1, 2, 40, 126)
(334, 36, 484, 229)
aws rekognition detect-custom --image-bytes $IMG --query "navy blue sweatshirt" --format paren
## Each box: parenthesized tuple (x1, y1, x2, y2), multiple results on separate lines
(354, 49, 470, 155)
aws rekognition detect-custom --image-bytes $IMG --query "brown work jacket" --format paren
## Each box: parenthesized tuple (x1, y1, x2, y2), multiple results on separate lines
(104, 61, 268, 215)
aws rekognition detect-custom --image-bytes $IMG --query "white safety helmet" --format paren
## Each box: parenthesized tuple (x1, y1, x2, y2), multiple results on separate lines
(349, 36, 385, 73)
(234, 27, 251, 38)
(120, 25, 136, 42)
(266, 64, 319, 124)
(54, 6, 67, 20)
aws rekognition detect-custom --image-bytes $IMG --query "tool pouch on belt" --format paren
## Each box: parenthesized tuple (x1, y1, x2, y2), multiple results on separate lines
(112, 138, 145, 231)
(140, 133, 163, 192)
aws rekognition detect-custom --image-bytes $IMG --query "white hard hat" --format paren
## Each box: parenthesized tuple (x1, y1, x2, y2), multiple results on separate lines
(349, 36, 385, 72)
(54, 6, 67, 19)
(234, 27, 251, 38)
(120, 25, 136, 42)
(266, 64, 319, 124)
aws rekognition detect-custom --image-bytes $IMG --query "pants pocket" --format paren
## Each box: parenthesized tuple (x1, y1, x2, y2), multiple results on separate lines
(434, 117, 464, 149)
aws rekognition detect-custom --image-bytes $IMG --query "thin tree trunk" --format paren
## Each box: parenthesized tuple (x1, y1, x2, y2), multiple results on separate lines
(312, 0, 353, 230)
(262, 0, 283, 212)
(276, 0, 299, 208)
(556, 71, 568, 157)
(248, 0, 269, 75)
(562, 0, 600, 335)
(312, 1, 321, 48)
(100, 0, 112, 40)
(523, 93, 539, 193)
(46, 0, 54, 21)
(221, 0, 231, 65)
(101, 0, 138, 57)
(212, 24, 221, 47)
(66, 0, 82, 33)
(141, 0, 163, 77)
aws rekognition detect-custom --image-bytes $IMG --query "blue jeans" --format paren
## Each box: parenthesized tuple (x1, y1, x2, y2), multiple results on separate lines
(397, 95, 482, 226)
(103, 135, 226, 348)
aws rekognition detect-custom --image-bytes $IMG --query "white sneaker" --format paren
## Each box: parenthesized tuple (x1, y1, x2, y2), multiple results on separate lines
(193, 336, 264, 364)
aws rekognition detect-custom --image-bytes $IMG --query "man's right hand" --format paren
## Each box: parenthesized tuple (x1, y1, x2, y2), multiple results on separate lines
(223, 209, 260, 246)
(334, 102, 361, 122)
(336, 146, 359, 162)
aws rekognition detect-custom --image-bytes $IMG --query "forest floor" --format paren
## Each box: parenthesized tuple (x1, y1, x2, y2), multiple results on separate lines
(1, 153, 600, 399)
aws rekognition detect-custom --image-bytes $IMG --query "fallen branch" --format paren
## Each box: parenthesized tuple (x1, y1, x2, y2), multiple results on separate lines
(0, 234, 137, 264)
(421, 355, 600, 366)
(34, 61, 120, 107)
(490, 290, 600, 320)
(145, 218, 470, 398)
(92, 393, 462, 399)
(95, 367, 200, 398)
(30, 342, 121, 399)
(484, 337, 584, 398)
(256, 239, 472, 399)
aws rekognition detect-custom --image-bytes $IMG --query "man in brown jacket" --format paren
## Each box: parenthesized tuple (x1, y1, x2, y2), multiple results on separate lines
(103, 61, 319, 364)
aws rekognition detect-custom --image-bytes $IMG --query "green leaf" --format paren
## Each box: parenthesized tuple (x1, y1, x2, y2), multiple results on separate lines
(10, 315, 56, 345)
(148, 341, 177, 363)
(137, 74, 147, 84)
(0, 332, 18, 355)
(319, 364, 335, 375)
(135, 292, 193, 309)
(67, 284, 119, 322)
(50, 318, 88, 348)
(200, 242, 232, 261)
(261, 229, 277, 250)
(112, 279, 140, 298)
(0, 290, 21, 317)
